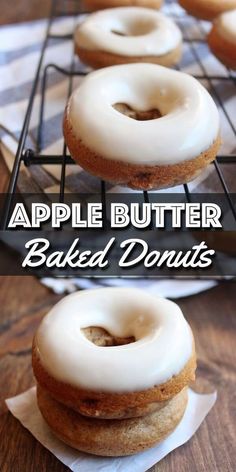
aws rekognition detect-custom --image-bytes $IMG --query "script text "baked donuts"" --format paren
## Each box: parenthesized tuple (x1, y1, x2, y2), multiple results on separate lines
(21, 237, 215, 269)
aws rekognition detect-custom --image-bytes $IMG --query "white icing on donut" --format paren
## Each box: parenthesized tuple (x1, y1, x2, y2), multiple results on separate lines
(68, 63, 220, 166)
(75, 7, 182, 56)
(36, 288, 193, 392)
(215, 9, 236, 44)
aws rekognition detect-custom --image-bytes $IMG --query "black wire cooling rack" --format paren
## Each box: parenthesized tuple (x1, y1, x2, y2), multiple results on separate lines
(1, 0, 236, 229)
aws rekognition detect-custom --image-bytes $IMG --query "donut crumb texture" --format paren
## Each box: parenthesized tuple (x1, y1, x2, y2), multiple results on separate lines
(82, 326, 135, 346)
(113, 103, 162, 120)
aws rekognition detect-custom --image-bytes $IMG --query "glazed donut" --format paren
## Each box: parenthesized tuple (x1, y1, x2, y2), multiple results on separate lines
(75, 8, 182, 69)
(37, 385, 188, 456)
(179, 0, 236, 21)
(63, 63, 221, 190)
(33, 288, 196, 420)
(208, 9, 236, 70)
(84, 0, 162, 13)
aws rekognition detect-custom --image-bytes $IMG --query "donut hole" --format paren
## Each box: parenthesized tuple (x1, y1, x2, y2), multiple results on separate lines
(111, 18, 156, 37)
(111, 30, 126, 37)
(82, 326, 135, 347)
(113, 103, 162, 121)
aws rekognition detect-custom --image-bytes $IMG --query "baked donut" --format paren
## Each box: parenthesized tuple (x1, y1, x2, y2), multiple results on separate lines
(33, 289, 196, 455)
(208, 9, 236, 70)
(84, 0, 162, 13)
(37, 385, 188, 456)
(75, 8, 182, 69)
(63, 63, 221, 190)
(179, 0, 236, 21)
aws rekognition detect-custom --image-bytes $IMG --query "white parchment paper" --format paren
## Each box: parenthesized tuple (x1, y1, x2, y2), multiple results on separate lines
(6, 387, 217, 472)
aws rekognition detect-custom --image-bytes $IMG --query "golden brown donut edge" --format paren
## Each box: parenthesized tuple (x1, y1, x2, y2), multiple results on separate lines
(63, 106, 221, 191)
(37, 385, 188, 456)
(75, 43, 182, 69)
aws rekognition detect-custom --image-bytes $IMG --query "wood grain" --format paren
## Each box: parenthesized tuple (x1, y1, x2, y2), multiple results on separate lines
(0, 158, 10, 193)
(0, 279, 236, 472)
(0, 0, 51, 25)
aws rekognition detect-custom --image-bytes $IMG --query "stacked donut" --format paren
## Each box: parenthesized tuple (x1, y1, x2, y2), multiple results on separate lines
(32, 288, 197, 456)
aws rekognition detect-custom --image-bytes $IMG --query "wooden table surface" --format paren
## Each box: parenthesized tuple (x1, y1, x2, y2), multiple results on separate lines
(1, 1, 236, 471)
(0, 278, 236, 472)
